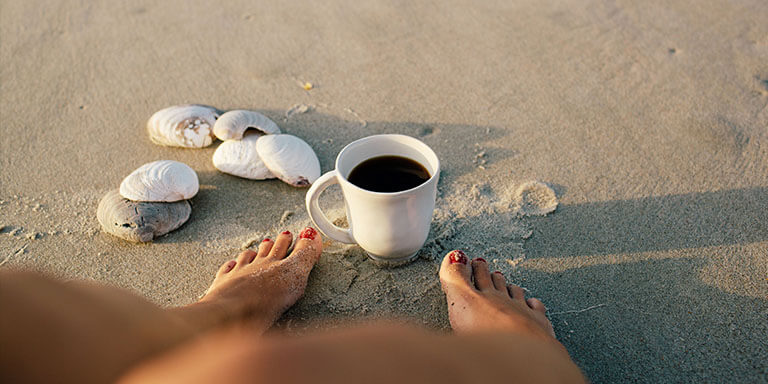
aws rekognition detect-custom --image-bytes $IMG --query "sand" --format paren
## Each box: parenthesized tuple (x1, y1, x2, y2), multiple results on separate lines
(1, 0, 767, 382)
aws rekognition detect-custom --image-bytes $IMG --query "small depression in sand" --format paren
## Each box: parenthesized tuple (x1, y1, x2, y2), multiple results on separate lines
(510, 181, 558, 216)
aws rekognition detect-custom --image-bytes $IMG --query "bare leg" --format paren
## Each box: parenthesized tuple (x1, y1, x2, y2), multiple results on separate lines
(119, 249, 585, 384)
(0, 227, 322, 384)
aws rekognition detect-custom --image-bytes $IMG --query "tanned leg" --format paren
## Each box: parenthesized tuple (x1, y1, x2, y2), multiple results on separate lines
(0, 227, 322, 384)
(118, 249, 585, 384)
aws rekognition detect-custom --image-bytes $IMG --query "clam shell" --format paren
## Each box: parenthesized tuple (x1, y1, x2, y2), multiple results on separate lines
(97, 189, 191, 242)
(213, 110, 281, 141)
(147, 104, 220, 148)
(119, 160, 199, 202)
(212, 135, 275, 180)
(256, 134, 321, 187)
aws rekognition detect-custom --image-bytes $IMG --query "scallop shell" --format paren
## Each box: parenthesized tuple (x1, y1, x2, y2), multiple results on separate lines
(212, 135, 275, 180)
(212, 110, 281, 141)
(256, 134, 321, 187)
(119, 160, 199, 202)
(147, 104, 220, 148)
(97, 189, 191, 242)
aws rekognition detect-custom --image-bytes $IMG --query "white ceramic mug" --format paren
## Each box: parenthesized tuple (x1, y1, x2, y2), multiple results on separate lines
(305, 134, 440, 263)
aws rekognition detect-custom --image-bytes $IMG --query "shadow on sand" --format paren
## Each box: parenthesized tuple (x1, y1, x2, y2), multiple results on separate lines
(525, 186, 768, 259)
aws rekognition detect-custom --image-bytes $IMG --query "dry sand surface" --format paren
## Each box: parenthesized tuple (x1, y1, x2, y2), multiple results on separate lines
(1, 0, 767, 382)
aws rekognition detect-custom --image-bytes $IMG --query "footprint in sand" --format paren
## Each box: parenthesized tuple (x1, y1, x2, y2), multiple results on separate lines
(511, 181, 558, 216)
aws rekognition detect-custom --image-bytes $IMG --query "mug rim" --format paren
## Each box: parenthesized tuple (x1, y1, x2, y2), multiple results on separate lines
(335, 134, 440, 197)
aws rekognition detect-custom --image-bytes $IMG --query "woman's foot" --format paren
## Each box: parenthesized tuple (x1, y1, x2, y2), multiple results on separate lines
(174, 227, 322, 333)
(438, 250, 559, 344)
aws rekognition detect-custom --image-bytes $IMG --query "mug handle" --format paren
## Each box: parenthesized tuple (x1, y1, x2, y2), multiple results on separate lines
(305, 170, 355, 244)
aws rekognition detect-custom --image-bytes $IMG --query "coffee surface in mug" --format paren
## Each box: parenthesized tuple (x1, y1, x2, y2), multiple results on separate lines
(347, 155, 430, 193)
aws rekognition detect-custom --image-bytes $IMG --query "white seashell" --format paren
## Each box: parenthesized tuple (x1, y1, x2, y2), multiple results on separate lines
(256, 134, 321, 187)
(212, 135, 275, 180)
(97, 189, 191, 242)
(212, 110, 281, 141)
(147, 104, 220, 148)
(119, 160, 199, 202)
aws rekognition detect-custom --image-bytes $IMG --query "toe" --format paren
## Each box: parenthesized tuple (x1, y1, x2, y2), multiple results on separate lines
(439, 250, 472, 289)
(216, 260, 236, 277)
(491, 271, 507, 291)
(526, 298, 546, 313)
(283, 227, 323, 266)
(268, 230, 294, 259)
(471, 258, 494, 291)
(257, 238, 273, 257)
(507, 284, 525, 301)
(236, 249, 258, 265)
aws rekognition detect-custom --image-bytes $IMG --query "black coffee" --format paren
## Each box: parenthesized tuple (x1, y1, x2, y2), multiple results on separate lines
(347, 155, 430, 193)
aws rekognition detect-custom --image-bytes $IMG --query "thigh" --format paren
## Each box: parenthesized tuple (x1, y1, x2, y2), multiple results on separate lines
(0, 271, 193, 384)
(119, 322, 586, 384)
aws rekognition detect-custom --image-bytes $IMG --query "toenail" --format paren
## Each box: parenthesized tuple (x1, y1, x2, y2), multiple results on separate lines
(281, 231, 291, 235)
(299, 227, 317, 240)
(493, 271, 502, 274)
(448, 250, 468, 264)
(474, 257, 486, 263)
(262, 238, 271, 242)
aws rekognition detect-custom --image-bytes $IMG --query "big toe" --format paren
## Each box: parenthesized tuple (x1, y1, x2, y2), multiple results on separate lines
(439, 250, 472, 290)
(283, 227, 323, 267)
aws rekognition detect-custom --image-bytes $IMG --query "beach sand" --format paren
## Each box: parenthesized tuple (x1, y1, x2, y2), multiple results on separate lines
(1, 0, 766, 382)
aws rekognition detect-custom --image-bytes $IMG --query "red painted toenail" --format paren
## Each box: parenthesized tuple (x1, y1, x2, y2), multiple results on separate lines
(299, 227, 317, 240)
(475, 258, 486, 263)
(493, 271, 502, 274)
(262, 238, 271, 242)
(448, 250, 468, 264)
(281, 231, 291, 235)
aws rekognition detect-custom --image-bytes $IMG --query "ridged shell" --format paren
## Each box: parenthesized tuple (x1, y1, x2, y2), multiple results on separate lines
(147, 104, 220, 148)
(97, 189, 191, 242)
(256, 134, 321, 187)
(212, 135, 275, 180)
(119, 160, 199, 202)
(213, 110, 281, 141)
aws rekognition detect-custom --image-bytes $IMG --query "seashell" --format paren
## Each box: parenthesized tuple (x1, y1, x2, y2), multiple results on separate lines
(256, 134, 321, 187)
(97, 189, 191, 242)
(147, 104, 220, 148)
(119, 160, 199, 202)
(212, 135, 275, 180)
(212, 110, 281, 141)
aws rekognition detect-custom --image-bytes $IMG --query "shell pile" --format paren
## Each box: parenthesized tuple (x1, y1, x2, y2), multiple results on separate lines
(147, 105, 320, 187)
(207, 109, 320, 187)
(98, 105, 322, 241)
(98, 160, 199, 242)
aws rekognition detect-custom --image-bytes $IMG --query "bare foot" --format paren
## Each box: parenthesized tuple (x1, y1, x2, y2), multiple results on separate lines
(439, 250, 560, 345)
(174, 227, 322, 334)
